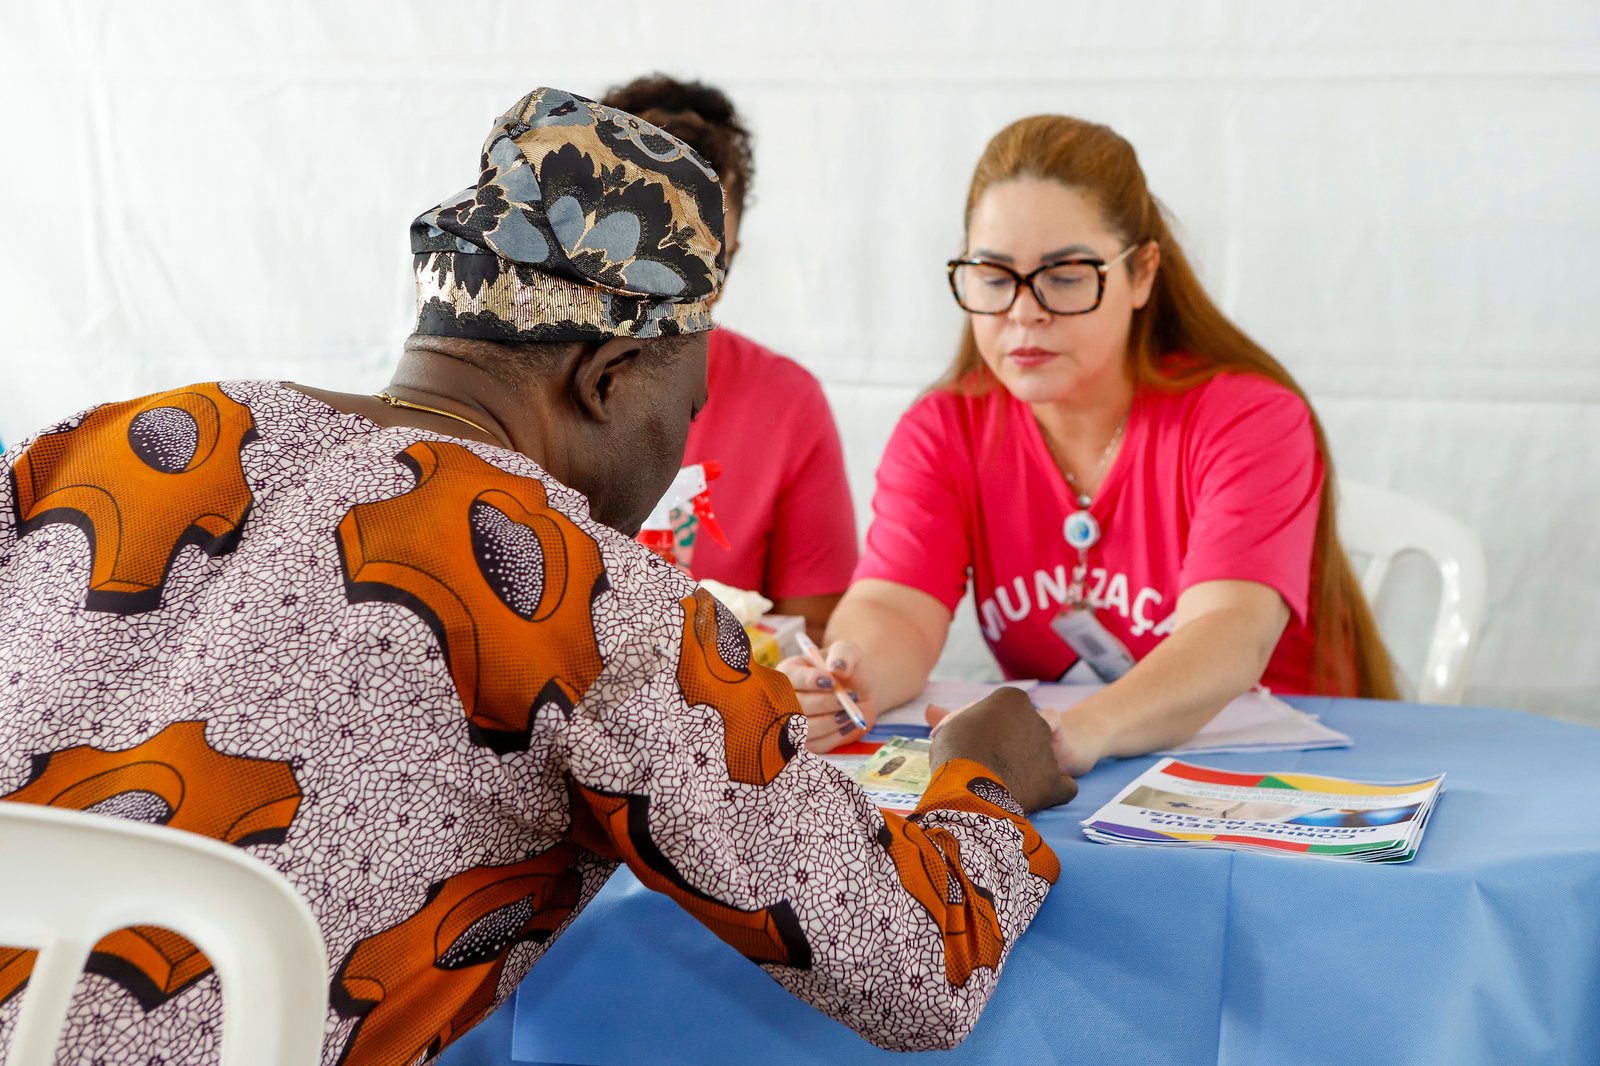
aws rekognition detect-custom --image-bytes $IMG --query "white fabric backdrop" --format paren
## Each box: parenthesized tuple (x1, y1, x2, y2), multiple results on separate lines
(1, 1, 1596, 719)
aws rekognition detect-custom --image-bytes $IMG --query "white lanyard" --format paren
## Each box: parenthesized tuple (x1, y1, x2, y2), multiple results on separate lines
(1048, 412, 1136, 681)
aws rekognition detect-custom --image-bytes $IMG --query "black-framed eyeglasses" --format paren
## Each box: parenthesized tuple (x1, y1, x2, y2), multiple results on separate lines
(946, 243, 1141, 316)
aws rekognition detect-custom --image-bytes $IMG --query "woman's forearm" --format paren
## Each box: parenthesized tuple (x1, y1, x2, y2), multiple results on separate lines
(1064, 603, 1280, 769)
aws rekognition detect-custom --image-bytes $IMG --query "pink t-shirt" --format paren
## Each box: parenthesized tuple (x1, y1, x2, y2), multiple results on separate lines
(855, 371, 1328, 694)
(675, 327, 858, 599)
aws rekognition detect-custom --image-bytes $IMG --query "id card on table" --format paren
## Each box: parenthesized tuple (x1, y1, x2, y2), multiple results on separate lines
(855, 736, 932, 792)
(827, 736, 933, 813)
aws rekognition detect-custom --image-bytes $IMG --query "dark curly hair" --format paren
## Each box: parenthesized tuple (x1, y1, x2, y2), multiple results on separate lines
(602, 74, 755, 218)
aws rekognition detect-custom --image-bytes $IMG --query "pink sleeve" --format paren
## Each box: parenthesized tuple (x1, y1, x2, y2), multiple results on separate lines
(763, 379, 859, 600)
(1178, 378, 1323, 625)
(853, 396, 972, 612)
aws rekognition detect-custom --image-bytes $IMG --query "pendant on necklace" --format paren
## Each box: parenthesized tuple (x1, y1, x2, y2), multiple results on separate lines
(1064, 508, 1100, 551)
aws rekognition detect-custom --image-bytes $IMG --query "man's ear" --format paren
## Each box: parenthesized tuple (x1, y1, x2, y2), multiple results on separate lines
(569, 337, 648, 423)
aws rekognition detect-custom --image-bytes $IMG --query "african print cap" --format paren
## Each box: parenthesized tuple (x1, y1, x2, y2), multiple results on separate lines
(411, 87, 725, 343)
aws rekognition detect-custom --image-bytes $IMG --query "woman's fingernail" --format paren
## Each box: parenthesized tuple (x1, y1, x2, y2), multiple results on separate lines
(830, 658, 848, 671)
(834, 711, 853, 729)
(815, 675, 834, 690)
(848, 691, 860, 701)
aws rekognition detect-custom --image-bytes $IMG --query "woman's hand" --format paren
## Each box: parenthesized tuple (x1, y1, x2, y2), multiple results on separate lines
(777, 639, 878, 753)
(1036, 708, 1105, 777)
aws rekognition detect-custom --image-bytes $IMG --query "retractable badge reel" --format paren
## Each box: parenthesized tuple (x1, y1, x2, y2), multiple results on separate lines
(1049, 507, 1136, 682)
(1063, 510, 1099, 553)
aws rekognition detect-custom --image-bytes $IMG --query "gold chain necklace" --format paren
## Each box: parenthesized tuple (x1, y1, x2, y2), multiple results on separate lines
(372, 390, 493, 438)
(1058, 411, 1129, 508)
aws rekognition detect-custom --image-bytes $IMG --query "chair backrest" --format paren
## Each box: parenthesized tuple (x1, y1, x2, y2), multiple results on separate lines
(1336, 479, 1488, 705)
(0, 802, 327, 1066)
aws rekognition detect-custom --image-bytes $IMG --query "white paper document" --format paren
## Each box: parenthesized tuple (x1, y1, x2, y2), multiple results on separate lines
(1032, 684, 1352, 755)
(876, 679, 1039, 727)
(879, 681, 1350, 755)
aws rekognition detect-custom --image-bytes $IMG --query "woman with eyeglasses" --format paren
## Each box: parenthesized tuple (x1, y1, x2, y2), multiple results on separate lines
(782, 114, 1396, 774)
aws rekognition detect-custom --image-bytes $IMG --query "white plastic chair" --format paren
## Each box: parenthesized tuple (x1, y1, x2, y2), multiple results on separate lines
(0, 802, 328, 1066)
(1336, 479, 1488, 705)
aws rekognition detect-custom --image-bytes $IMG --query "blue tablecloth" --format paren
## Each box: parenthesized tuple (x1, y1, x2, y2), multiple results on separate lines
(441, 698, 1600, 1066)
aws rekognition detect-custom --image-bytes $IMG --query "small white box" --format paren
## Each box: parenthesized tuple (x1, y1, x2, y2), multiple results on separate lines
(745, 614, 805, 668)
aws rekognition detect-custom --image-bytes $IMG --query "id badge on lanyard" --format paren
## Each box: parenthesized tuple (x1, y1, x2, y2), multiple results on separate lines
(1049, 508, 1136, 682)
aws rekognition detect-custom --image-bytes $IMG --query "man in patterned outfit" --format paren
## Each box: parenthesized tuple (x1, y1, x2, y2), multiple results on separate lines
(0, 88, 1077, 1065)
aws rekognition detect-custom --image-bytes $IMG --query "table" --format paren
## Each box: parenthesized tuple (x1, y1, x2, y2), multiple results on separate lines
(444, 698, 1600, 1066)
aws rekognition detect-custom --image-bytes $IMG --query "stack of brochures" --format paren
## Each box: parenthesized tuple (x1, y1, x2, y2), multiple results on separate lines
(1081, 758, 1445, 863)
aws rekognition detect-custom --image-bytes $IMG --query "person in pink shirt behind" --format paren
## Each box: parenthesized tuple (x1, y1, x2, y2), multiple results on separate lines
(602, 75, 858, 642)
(783, 114, 1397, 771)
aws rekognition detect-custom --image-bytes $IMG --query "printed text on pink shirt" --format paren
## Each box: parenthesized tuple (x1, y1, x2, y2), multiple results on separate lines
(978, 564, 1176, 644)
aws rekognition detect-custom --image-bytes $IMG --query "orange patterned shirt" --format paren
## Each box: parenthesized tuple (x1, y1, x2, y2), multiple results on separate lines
(0, 381, 1059, 1064)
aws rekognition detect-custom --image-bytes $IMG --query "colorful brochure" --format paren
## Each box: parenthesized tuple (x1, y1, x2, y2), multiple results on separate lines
(1081, 758, 1446, 863)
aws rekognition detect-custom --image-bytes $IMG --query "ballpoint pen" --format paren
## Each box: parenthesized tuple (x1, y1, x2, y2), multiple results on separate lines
(795, 631, 869, 733)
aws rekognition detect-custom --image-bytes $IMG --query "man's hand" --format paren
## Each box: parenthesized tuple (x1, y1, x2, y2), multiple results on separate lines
(929, 688, 1078, 813)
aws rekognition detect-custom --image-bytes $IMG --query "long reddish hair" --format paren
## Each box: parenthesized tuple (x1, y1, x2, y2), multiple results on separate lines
(939, 115, 1395, 698)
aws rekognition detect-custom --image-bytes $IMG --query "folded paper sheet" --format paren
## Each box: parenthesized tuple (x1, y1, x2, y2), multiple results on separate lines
(877, 681, 1352, 756)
